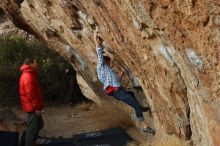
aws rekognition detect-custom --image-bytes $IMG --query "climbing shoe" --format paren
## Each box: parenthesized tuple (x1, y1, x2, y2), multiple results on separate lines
(141, 106, 150, 112)
(143, 127, 155, 135)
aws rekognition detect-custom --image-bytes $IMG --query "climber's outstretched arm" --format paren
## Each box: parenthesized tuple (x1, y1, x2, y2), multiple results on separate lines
(94, 32, 104, 66)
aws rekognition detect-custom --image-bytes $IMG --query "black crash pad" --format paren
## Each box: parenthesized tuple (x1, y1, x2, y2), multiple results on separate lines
(0, 131, 19, 146)
(37, 128, 133, 146)
(37, 138, 76, 146)
(72, 128, 133, 146)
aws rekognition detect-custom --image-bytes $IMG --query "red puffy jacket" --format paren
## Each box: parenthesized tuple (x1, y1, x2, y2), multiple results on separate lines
(19, 64, 43, 112)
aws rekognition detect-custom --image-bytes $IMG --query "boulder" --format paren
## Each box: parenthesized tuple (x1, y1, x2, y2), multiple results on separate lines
(0, 0, 219, 145)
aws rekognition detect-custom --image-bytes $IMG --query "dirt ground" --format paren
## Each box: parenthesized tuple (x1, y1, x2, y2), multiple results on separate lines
(0, 102, 144, 145)
(0, 102, 189, 146)
(40, 102, 151, 145)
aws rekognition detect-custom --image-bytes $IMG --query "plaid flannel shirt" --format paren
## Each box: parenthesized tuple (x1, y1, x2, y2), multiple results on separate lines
(96, 46, 121, 91)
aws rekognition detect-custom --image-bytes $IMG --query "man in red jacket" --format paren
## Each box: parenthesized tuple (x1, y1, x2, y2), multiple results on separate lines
(19, 58, 44, 146)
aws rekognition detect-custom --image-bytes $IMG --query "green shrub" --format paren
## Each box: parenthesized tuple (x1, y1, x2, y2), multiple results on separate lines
(0, 36, 73, 104)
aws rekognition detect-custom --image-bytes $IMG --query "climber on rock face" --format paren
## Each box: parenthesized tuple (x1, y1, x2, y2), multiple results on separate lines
(94, 32, 155, 135)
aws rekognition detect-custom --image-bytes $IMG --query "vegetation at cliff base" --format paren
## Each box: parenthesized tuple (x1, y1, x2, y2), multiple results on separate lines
(0, 36, 73, 104)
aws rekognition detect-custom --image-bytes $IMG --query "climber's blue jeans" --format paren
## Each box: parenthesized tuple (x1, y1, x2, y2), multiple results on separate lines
(111, 87, 144, 121)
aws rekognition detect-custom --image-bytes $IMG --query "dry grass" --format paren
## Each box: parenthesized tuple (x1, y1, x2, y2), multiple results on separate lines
(76, 102, 189, 146)
(132, 135, 190, 146)
(154, 136, 189, 146)
(76, 101, 92, 111)
(1, 103, 190, 146)
(77, 102, 135, 130)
